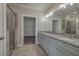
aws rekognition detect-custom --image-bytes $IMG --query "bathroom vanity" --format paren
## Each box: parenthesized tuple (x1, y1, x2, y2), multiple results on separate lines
(38, 32, 79, 56)
(38, 9, 79, 56)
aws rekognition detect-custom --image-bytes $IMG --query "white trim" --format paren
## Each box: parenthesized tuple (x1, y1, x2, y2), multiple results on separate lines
(21, 14, 37, 45)
(2, 3, 7, 56)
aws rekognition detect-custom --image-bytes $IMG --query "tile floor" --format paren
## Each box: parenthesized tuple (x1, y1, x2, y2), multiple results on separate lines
(11, 44, 47, 56)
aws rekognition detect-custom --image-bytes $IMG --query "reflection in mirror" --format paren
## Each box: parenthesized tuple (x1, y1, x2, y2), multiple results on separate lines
(61, 14, 79, 39)
(61, 15, 77, 34)
(65, 17, 76, 34)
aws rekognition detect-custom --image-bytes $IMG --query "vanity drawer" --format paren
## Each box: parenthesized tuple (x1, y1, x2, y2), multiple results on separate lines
(54, 39, 79, 55)
(55, 45, 74, 56)
(46, 39, 74, 56)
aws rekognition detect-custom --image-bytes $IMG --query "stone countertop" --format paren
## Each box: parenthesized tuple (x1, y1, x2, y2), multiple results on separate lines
(39, 31, 79, 48)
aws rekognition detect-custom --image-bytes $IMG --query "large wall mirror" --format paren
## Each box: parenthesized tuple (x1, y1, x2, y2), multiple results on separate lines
(62, 14, 79, 35)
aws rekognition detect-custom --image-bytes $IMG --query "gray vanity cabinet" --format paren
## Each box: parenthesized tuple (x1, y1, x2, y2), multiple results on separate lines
(38, 32, 77, 56)
(55, 40, 79, 55)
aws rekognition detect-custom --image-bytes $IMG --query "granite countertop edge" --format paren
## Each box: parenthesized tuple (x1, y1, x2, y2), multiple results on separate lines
(39, 31, 79, 48)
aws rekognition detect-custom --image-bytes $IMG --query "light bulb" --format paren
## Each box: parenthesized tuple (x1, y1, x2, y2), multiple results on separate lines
(45, 15, 49, 18)
(63, 5, 66, 9)
(70, 3, 73, 6)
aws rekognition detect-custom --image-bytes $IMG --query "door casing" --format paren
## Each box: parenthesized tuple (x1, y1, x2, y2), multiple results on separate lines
(21, 15, 37, 46)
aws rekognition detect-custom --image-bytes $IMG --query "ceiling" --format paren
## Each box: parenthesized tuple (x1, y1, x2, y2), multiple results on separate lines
(9, 3, 54, 11)
(9, 3, 79, 19)
(52, 3, 79, 19)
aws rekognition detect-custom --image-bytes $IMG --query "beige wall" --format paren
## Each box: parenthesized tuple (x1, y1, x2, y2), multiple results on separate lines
(9, 5, 51, 47)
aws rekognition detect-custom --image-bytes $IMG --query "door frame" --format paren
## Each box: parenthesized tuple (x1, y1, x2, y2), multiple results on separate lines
(21, 14, 37, 45)
(52, 20, 58, 32)
(1, 3, 7, 56)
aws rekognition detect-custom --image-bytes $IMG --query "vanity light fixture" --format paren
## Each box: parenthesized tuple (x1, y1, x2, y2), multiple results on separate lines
(59, 4, 68, 9)
(45, 14, 50, 18)
(70, 3, 73, 6)
(45, 11, 53, 18)
(63, 4, 66, 9)
(60, 4, 63, 9)
(63, 3, 69, 8)
(49, 12, 53, 16)
(45, 14, 49, 18)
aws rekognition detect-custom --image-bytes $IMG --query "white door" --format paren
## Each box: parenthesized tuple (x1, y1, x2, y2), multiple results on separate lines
(0, 3, 5, 56)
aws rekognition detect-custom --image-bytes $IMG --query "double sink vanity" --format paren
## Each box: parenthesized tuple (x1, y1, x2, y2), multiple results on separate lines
(38, 6, 79, 56)
(38, 32, 79, 56)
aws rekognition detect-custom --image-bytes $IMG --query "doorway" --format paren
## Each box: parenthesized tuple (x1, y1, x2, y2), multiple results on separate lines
(52, 20, 59, 33)
(23, 16, 36, 44)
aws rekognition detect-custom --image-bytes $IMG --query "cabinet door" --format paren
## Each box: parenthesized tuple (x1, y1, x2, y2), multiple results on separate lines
(47, 43, 57, 56)
(55, 45, 74, 56)
(43, 36, 57, 56)
(54, 38, 79, 55)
